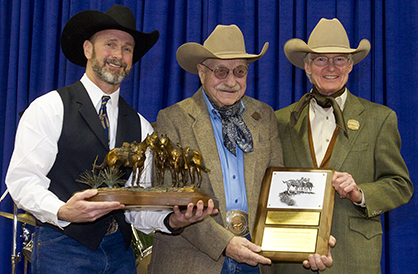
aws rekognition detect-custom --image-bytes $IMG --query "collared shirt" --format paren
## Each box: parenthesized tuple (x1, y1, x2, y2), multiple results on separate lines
(5, 74, 171, 233)
(309, 89, 347, 165)
(308, 89, 365, 207)
(202, 90, 248, 213)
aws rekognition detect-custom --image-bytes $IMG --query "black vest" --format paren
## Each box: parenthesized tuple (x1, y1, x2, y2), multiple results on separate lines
(41, 81, 142, 251)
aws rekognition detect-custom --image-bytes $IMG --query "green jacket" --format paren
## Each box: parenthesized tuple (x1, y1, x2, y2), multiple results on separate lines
(274, 90, 413, 273)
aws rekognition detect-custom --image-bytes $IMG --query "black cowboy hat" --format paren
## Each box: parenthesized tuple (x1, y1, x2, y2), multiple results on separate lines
(60, 4, 159, 67)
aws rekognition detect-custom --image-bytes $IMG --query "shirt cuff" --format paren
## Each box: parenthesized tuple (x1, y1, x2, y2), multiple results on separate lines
(353, 188, 366, 207)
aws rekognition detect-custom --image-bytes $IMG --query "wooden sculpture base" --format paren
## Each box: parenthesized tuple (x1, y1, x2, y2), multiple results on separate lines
(88, 186, 219, 209)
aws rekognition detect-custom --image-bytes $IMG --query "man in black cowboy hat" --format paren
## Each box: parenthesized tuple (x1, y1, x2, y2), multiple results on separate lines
(275, 18, 413, 273)
(5, 4, 215, 273)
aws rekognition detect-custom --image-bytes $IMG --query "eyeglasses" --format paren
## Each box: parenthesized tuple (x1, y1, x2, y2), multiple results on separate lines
(311, 56, 350, 67)
(200, 63, 248, 79)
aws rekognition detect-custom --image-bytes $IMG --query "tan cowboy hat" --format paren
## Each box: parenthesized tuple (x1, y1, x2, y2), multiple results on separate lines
(284, 18, 370, 69)
(61, 4, 159, 67)
(176, 24, 269, 74)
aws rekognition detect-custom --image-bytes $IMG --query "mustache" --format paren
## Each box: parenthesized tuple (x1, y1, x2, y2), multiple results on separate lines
(104, 58, 127, 69)
(214, 83, 241, 91)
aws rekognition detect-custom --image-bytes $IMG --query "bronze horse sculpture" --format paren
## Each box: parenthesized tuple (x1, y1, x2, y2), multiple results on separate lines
(93, 133, 208, 188)
(95, 135, 154, 187)
(145, 133, 170, 187)
(159, 135, 187, 187)
(183, 146, 210, 188)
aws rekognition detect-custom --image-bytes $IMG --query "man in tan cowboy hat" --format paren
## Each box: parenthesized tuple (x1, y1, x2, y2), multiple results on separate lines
(5, 4, 215, 273)
(275, 18, 413, 273)
(150, 24, 334, 274)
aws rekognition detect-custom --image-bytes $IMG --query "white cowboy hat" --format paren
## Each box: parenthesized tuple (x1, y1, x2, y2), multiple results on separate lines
(176, 24, 269, 74)
(284, 18, 370, 69)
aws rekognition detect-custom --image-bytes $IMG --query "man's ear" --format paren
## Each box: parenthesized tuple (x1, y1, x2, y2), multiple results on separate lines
(83, 40, 93, 60)
(304, 61, 312, 75)
(197, 64, 205, 84)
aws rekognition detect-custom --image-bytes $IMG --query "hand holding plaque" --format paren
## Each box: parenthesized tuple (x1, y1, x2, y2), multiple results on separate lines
(252, 167, 335, 262)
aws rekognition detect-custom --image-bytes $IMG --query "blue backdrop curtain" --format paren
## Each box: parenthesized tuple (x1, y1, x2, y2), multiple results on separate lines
(1, 0, 417, 273)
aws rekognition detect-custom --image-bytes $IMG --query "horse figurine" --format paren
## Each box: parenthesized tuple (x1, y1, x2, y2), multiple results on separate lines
(183, 146, 210, 188)
(159, 135, 188, 187)
(94, 139, 148, 187)
(145, 133, 169, 187)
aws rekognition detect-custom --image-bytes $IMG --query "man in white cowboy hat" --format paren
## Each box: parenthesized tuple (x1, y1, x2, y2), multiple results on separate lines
(275, 18, 413, 273)
(150, 24, 334, 274)
(5, 4, 215, 273)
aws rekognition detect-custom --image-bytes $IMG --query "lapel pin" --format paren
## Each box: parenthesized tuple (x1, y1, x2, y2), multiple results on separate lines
(347, 119, 360, 130)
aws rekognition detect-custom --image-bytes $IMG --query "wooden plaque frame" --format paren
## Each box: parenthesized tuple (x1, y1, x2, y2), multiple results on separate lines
(252, 167, 335, 262)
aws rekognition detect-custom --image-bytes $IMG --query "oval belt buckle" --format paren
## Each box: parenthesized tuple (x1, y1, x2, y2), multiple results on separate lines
(226, 210, 249, 237)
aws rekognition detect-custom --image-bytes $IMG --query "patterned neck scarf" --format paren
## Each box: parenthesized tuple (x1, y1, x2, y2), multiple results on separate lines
(208, 96, 254, 156)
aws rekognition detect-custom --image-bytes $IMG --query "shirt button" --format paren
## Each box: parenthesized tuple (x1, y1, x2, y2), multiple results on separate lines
(235, 199, 238, 203)
(232, 175, 236, 179)
(326, 139, 330, 142)
(326, 116, 329, 120)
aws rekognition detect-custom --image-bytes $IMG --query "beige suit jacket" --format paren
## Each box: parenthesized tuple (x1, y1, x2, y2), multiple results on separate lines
(274, 90, 413, 274)
(149, 88, 283, 274)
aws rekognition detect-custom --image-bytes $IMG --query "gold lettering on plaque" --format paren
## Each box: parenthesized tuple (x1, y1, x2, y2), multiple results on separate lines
(261, 228, 318, 252)
(266, 211, 320, 226)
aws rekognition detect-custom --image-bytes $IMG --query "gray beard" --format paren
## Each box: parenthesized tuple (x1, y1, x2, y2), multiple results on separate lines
(91, 53, 131, 85)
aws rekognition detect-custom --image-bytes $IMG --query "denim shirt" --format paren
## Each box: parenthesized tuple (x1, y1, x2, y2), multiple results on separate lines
(202, 89, 248, 213)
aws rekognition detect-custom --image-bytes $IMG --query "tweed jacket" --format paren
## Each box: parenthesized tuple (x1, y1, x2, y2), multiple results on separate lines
(274, 90, 413, 274)
(149, 88, 283, 274)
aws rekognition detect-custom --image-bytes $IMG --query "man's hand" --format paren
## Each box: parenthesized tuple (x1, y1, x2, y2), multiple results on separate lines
(169, 199, 218, 228)
(332, 171, 362, 203)
(225, 236, 271, 266)
(57, 189, 125, 223)
(303, 235, 336, 270)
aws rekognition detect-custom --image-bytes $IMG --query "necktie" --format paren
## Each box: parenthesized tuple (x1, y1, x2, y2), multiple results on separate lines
(99, 96, 111, 144)
(208, 96, 254, 156)
(290, 86, 348, 136)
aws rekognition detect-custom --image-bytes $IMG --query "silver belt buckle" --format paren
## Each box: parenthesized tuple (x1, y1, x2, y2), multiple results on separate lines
(105, 218, 119, 235)
(226, 210, 249, 237)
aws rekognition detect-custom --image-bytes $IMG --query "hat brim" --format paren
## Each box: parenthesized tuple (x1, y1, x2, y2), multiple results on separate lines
(176, 42, 269, 74)
(284, 38, 371, 69)
(61, 10, 159, 67)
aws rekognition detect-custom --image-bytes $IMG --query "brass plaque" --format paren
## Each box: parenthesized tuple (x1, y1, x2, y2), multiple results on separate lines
(252, 167, 335, 262)
(266, 211, 320, 226)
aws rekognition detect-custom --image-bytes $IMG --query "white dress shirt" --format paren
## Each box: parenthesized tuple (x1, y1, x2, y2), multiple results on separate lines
(309, 89, 347, 165)
(309, 89, 365, 206)
(6, 74, 171, 233)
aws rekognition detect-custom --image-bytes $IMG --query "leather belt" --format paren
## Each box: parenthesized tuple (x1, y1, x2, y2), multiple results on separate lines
(105, 218, 119, 235)
(226, 210, 249, 237)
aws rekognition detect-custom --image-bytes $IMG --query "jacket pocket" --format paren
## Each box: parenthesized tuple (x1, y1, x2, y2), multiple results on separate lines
(349, 217, 382, 239)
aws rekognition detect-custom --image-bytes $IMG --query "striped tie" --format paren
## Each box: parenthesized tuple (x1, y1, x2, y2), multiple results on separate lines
(99, 96, 111, 144)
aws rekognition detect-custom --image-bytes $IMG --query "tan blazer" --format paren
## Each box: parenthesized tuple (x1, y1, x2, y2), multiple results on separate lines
(149, 88, 283, 274)
(274, 90, 413, 274)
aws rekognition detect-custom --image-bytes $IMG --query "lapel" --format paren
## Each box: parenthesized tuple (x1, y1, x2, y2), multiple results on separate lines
(328, 91, 365, 170)
(288, 90, 365, 169)
(72, 81, 109, 150)
(189, 90, 227, 223)
(241, 96, 263, 212)
(288, 106, 314, 167)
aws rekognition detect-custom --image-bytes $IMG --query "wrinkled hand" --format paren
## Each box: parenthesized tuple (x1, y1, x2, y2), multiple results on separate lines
(303, 235, 336, 270)
(169, 199, 218, 228)
(332, 171, 362, 203)
(225, 236, 271, 266)
(58, 189, 125, 223)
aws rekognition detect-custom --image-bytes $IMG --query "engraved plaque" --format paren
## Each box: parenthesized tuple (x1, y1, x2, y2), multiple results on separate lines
(252, 167, 335, 262)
